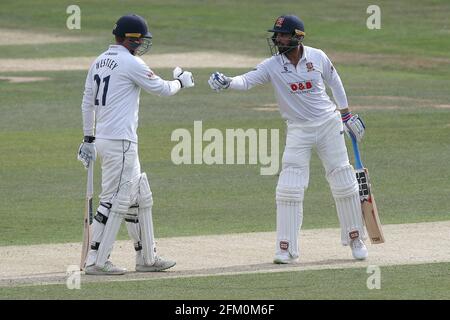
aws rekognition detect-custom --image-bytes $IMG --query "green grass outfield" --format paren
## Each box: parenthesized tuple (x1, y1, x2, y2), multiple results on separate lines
(0, 0, 449, 299)
(1, 0, 449, 59)
(1, 262, 449, 299)
(1, 67, 449, 245)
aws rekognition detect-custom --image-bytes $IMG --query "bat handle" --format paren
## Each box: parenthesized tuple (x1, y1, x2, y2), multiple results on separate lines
(350, 135, 364, 170)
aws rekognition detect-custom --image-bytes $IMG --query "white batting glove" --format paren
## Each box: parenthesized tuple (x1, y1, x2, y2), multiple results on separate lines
(208, 72, 231, 92)
(77, 138, 96, 169)
(341, 112, 365, 142)
(173, 66, 195, 88)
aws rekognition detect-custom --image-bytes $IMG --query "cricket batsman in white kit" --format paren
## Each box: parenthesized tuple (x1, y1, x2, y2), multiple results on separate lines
(208, 15, 368, 263)
(77, 14, 195, 275)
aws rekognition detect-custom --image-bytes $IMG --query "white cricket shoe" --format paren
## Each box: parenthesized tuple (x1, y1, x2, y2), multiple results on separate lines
(273, 253, 299, 264)
(350, 238, 368, 260)
(136, 256, 176, 272)
(84, 261, 127, 275)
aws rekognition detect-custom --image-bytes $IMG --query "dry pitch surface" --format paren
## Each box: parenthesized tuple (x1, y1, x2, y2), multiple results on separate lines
(0, 221, 449, 287)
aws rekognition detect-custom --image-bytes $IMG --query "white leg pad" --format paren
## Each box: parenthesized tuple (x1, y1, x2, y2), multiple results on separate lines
(86, 202, 111, 266)
(275, 167, 306, 258)
(138, 207, 156, 265)
(95, 212, 123, 267)
(138, 173, 153, 208)
(95, 182, 131, 267)
(137, 173, 156, 265)
(327, 165, 366, 245)
(125, 173, 145, 253)
(125, 206, 142, 252)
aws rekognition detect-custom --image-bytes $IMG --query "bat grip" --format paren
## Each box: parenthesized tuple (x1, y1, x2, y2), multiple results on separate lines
(350, 135, 364, 170)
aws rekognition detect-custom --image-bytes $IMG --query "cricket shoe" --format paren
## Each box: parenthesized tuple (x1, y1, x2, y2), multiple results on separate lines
(84, 261, 127, 275)
(350, 238, 368, 260)
(136, 256, 176, 272)
(273, 252, 299, 264)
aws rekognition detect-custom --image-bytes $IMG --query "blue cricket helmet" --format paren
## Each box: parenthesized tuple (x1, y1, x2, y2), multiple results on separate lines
(113, 14, 152, 38)
(267, 15, 306, 56)
(113, 14, 152, 55)
(268, 15, 305, 35)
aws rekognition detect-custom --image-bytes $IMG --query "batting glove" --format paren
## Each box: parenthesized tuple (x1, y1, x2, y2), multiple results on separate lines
(341, 112, 365, 142)
(77, 136, 96, 169)
(173, 66, 195, 88)
(208, 72, 231, 92)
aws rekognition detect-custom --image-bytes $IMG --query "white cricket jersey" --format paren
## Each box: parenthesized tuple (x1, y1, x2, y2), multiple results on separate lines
(81, 45, 181, 143)
(230, 45, 348, 125)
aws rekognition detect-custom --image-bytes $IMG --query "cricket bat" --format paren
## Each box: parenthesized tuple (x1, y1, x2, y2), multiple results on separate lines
(80, 163, 94, 270)
(350, 135, 385, 244)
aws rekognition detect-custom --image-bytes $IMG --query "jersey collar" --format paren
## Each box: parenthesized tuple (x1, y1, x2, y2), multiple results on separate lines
(109, 44, 130, 53)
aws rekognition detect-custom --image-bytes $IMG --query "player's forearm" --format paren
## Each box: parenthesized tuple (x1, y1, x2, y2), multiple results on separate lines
(146, 79, 181, 97)
(328, 75, 348, 109)
(160, 79, 182, 96)
(82, 109, 95, 136)
(81, 87, 95, 136)
(229, 76, 250, 90)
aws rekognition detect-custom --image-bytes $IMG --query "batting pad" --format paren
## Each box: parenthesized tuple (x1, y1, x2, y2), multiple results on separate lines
(125, 173, 146, 253)
(86, 203, 111, 266)
(95, 212, 123, 267)
(275, 167, 306, 258)
(137, 173, 156, 265)
(137, 173, 153, 208)
(91, 203, 111, 245)
(327, 165, 366, 245)
(125, 206, 142, 252)
(94, 182, 132, 266)
(138, 207, 156, 265)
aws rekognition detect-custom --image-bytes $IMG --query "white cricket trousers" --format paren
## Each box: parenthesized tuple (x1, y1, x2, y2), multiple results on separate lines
(282, 111, 350, 174)
(95, 139, 141, 203)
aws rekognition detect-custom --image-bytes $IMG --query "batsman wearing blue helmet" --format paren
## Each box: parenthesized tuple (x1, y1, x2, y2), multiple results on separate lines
(77, 14, 195, 275)
(209, 15, 368, 263)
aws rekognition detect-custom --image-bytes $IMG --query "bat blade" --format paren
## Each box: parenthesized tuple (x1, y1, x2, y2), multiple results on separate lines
(362, 191, 385, 244)
(356, 168, 385, 244)
(80, 197, 92, 270)
(80, 164, 94, 270)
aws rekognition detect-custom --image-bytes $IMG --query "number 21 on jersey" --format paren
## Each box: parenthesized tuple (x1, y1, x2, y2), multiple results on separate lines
(94, 74, 110, 106)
